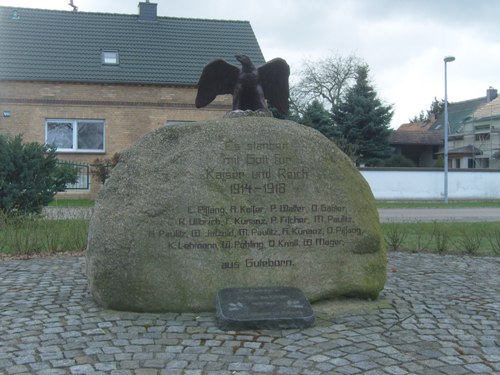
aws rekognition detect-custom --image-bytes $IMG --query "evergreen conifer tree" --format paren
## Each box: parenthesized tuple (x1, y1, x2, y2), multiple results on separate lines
(332, 65, 393, 165)
(301, 100, 338, 139)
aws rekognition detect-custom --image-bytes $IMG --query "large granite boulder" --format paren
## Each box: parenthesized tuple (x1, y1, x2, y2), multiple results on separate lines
(86, 117, 386, 312)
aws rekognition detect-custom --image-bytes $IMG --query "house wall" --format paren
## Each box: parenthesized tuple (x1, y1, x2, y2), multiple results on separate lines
(360, 168, 500, 200)
(448, 119, 500, 169)
(419, 146, 438, 167)
(0, 80, 232, 198)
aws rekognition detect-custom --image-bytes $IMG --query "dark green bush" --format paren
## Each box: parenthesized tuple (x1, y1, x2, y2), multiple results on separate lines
(434, 156, 444, 168)
(364, 158, 385, 167)
(0, 134, 77, 215)
(384, 154, 417, 167)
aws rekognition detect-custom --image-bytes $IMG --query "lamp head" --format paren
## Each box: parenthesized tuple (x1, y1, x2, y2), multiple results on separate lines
(444, 56, 455, 63)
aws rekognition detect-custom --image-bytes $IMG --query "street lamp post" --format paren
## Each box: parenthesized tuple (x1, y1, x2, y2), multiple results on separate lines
(443, 56, 455, 204)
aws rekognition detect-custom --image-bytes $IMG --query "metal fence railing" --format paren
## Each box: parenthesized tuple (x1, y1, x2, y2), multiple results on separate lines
(58, 161, 90, 190)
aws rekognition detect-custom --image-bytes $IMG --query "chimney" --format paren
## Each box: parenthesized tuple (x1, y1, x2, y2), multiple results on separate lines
(487, 87, 498, 102)
(138, 1, 157, 22)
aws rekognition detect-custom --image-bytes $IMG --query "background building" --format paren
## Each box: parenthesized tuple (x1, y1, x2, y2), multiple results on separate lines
(0, 3, 265, 198)
(390, 88, 499, 169)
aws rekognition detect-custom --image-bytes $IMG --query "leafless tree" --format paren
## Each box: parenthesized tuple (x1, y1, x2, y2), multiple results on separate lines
(296, 53, 363, 111)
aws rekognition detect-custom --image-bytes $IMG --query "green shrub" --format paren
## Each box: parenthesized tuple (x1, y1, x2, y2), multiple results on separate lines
(384, 223, 407, 251)
(486, 229, 500, 255)
(364, 158, 385, 167)
(432, 222, 450, 253)
(384, 154, 416, 167)
(412, 222, 433, 252)
(453, 230, 482, 255)
(0, 134, 77, 216)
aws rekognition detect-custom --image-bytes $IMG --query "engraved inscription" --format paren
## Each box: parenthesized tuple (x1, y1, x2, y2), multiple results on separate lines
(152, 202, 363, 254)
(206, 169, 245, 182)
(146, 141, 365, 272)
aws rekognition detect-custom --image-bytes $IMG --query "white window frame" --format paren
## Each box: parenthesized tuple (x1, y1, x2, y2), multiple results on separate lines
(102, 50, 119, 65)
(45, 119, 105, 153)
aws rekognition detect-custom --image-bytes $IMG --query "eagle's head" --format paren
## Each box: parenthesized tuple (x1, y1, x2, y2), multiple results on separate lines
(235, 54, 255, 71)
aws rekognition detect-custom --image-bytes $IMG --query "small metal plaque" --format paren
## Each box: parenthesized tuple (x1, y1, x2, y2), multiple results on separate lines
(215, 286, 315, 330)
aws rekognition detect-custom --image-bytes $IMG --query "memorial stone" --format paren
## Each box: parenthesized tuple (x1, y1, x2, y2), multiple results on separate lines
(86, 117, 387, 312)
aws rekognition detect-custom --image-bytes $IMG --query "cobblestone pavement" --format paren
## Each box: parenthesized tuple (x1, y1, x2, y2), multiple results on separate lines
(1, 253, 498, 375)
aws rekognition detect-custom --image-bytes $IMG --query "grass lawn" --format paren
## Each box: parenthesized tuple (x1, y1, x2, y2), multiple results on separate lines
(0, 217, 88, 256)
(48, 199, 95, 207)
(382, 221, 500, 256)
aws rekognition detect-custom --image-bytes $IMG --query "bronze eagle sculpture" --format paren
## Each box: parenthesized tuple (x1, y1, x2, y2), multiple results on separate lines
(195, 54, 290, 115)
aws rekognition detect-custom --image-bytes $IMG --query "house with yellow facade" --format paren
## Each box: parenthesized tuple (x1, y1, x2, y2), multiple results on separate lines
(0, 2, 265, 198)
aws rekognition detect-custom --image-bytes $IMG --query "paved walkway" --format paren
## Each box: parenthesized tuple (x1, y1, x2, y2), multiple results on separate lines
(379, 207, 500, 223)
(43, 207, 93, 220)
(43, 207, 500, 223)
(1, 253, 498, 374)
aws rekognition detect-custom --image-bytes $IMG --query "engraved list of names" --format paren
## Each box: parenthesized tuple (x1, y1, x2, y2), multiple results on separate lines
(147, 140, 364, 270)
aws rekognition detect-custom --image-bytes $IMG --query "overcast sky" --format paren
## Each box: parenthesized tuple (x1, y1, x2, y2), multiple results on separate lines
(1, 0, 499, 128)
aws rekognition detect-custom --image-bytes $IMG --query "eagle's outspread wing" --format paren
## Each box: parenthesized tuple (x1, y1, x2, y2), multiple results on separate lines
(195, 59, 240, 108)
(258, 58, 290, 115)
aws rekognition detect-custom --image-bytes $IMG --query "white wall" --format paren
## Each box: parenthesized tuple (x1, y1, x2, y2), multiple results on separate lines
(360, 168, 500, 200)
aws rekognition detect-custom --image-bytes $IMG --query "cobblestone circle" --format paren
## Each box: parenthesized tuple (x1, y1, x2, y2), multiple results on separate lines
(1, 252, 498, 374)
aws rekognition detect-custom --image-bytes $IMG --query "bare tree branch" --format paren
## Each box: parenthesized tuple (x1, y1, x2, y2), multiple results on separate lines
(297, 53, 363, 111)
